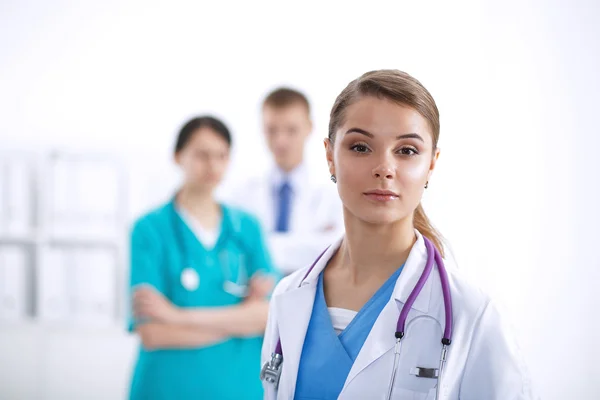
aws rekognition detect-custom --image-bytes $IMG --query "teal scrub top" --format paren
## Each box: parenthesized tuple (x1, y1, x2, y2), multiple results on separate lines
(128, 199, 279, 400)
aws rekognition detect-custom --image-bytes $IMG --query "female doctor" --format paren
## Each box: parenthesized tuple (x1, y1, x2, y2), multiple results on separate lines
(128, 116, 279, 400)
(261, 70, 535, 400)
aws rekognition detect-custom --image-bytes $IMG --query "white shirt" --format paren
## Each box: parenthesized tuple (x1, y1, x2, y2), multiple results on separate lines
(225, 162, 344, 274)
(176, 206, 220, 250)
(328, 307, 358, 335)
(261, 231, 537, 400)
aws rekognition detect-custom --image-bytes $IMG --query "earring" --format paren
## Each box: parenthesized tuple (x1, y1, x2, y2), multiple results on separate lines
(424, 181, 429, 189)
(330, 175, 337, 183)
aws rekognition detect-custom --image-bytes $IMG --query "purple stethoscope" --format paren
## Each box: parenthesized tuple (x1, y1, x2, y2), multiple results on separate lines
(260, 236, 453, 400)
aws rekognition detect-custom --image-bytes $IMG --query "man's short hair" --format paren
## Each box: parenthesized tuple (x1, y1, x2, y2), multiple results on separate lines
(263, 87, 310, 114)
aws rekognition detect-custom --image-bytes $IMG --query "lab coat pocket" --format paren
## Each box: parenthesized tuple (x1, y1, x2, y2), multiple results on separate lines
(392, 316, 442, 398)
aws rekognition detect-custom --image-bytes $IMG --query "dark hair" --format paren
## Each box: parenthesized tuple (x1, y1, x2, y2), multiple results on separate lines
(329, 69, 444, 257)
(174, 116, 232, 154)
(263, 87, 310, 114)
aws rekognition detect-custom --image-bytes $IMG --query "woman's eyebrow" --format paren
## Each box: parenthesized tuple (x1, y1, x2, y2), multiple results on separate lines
(345, 128, 424, 143)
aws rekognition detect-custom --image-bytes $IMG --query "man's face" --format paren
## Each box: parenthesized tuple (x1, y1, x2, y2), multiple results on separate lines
(262, 103, 312, 171)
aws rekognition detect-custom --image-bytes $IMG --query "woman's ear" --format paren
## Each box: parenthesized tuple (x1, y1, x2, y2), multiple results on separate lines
(324, 138, 335, 177)
(427, 147, 441, 182)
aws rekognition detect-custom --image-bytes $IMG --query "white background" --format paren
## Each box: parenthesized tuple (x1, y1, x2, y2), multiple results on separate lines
(1, 0, 599, 398)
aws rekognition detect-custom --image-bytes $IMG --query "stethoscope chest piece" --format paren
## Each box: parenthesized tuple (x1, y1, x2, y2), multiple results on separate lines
(260, 353, 283, 390)
(181, 267, 200, 291)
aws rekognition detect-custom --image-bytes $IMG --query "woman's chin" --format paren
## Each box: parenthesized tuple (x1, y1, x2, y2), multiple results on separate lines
(351, 209, 406, 226)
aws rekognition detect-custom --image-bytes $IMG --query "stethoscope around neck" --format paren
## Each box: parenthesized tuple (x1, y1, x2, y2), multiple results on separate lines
(170, 200, 249, 297)
(260, 236, 453, 400)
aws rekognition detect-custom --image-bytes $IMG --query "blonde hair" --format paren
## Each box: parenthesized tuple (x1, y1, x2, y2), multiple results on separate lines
(328, 69, 444, 257)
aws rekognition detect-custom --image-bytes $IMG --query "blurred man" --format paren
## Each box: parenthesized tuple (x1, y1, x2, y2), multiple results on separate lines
(228, 88, 343, 274)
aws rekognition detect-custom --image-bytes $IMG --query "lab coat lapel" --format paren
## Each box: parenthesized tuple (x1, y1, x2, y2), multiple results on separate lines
(274, 284, 315, 399)
(342, 297, 399, 388)
(274, 238, 340, 399)
(342, 232, 435, 389)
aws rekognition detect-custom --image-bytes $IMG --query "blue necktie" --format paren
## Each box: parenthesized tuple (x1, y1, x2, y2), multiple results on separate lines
(275, 180, 292, 232)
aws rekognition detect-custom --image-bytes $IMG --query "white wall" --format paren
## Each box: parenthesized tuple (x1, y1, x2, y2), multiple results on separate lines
(1, 0, 598, 399)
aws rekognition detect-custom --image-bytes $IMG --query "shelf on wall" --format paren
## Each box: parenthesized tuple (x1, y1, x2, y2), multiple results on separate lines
(0, 149, 129, 327)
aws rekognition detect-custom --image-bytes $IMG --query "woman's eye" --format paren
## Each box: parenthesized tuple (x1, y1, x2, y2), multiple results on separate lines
(350, 144, 369, 153)
(194, 151, 211, 160)
(398, 147, 418, 156)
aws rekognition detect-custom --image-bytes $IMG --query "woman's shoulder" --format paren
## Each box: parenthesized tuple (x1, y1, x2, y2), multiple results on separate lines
(222, 203, 264, 231)
(270, 264, 314, 299)
(443, 258, 497, 326)
(131, 202, 173, 236)
(443, 258, 535, 395)
(223, 203, 257, 221)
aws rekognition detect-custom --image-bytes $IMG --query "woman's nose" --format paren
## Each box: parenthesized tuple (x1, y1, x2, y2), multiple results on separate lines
(372, 156, 395, 180)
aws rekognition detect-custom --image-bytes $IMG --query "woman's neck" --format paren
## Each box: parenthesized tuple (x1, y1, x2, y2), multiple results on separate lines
(338, 210, 416, 283)
(176, 185, 221, 229)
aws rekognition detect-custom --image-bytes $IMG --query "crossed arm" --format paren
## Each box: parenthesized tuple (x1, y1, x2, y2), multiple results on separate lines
(133, 275, 274, 350)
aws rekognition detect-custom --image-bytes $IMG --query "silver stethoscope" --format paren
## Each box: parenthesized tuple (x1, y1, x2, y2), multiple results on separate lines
(171, 201, 249, 297)
(260, 236, 453, 400)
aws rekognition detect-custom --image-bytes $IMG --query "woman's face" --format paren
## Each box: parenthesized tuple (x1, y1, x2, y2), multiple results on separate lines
(325, 96, 439, 225)
(175, 127, 230, 192)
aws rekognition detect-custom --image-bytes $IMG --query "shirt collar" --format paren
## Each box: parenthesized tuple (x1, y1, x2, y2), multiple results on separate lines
(271, 161, 307, 193)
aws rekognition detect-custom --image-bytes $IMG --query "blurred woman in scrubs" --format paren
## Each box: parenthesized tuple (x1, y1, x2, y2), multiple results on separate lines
(128, 116, 279, 400)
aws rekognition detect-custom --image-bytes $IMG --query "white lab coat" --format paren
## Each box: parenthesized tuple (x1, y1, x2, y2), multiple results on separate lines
(226, 164, 344, 274)
(261, 232, 536, 400)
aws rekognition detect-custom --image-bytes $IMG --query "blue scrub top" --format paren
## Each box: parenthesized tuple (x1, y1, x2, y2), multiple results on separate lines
(294, 265, 403, 400)
(128, 199, 279, 400)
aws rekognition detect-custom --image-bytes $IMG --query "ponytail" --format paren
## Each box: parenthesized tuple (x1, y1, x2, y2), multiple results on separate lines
(413, 203, 445, 258)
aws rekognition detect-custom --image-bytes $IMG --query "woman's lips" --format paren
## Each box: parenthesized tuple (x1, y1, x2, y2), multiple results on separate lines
(363, 190, 399, 202)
